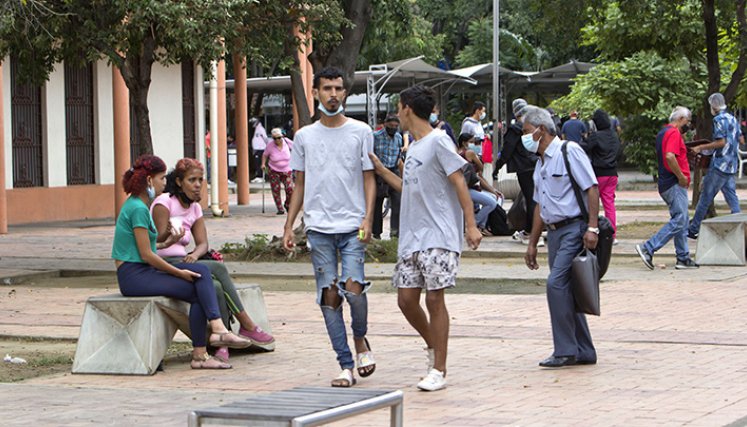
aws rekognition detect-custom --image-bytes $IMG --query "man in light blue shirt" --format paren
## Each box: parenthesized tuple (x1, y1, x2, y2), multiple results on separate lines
(688, 92, 742, 239)
(523, 106, 600, 369)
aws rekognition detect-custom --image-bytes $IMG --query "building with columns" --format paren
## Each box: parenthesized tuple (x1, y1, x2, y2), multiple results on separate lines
(1, 58, 206, 227)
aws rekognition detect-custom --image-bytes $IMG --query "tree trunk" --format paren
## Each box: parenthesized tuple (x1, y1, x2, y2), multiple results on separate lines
(119, 31, 156, 155)
(327, 0, 372, 94)
(286, 25, 312, 128)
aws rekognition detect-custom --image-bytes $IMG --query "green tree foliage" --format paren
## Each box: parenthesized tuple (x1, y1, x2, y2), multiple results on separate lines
(553, 52, 704, 175)
(455, 16, 549, 70)
(357, 0, 445, 68)
(555, 0, 747, 178)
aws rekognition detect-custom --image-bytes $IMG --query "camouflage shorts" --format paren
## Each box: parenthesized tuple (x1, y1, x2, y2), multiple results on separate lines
(392, 248, 460, 291)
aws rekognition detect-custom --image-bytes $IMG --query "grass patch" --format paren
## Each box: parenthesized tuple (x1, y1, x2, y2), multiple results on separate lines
(616, 221, 668, 239)
(221, 234, 400, 263)
(0, 338, 75, 382)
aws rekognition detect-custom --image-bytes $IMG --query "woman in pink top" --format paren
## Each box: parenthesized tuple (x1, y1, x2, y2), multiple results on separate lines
(262, 128, 294, 215)
(152, 158, 275, 363)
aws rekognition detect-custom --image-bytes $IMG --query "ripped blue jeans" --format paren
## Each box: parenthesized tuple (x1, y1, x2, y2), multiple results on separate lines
(307, 230, 370, 370)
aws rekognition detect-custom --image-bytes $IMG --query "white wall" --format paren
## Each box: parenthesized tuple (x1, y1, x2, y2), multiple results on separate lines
(2, 60, 11, 189)
(2, 59, 186, 190)
(44, 62, 67, 187)
(95, 61, 115, 185)
(149, 62, 184, 168)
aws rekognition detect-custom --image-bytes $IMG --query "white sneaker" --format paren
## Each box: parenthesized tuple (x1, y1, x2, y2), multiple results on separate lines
(613, 239, 619, 246)
(513, 230, 530, 245)
(537, 237, 545, 247)
(418, 368, 447, 391)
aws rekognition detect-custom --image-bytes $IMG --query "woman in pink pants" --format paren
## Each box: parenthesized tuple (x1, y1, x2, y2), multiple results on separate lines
(581, 109, 621, 240)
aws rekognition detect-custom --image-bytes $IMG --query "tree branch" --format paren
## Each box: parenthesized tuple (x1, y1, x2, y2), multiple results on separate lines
(724, 0, 747, 103)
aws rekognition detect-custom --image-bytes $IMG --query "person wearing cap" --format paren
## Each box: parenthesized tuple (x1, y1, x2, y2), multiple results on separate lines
(688, 92, 742, 240)
(372, 113, 403, 239)
(495, 99, 540, 245)
(561, 110, 588, 144)
(261, 128, 294, 215)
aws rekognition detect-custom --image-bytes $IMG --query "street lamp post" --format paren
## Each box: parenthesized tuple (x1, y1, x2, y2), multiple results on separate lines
(492, 0, 501, 153)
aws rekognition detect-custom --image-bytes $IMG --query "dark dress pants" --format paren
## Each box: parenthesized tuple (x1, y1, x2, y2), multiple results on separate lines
(545, 220, 596, 360)
(517, 170, 536, 233)
(372, 168, 401, 237)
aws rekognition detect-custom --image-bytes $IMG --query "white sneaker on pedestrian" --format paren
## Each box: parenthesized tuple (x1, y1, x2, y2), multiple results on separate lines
(537, 237, 545, 247)
(613, 238, 619, 246)
(417, 368, 447, 391)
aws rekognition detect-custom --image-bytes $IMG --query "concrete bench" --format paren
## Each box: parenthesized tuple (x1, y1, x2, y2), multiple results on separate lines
(695, 213, 747, 266)
(72, 284, 273, 375)
(188, 387, 404, 427)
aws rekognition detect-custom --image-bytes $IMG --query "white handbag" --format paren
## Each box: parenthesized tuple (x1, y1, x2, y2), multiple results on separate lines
(494, 164, 521, 200)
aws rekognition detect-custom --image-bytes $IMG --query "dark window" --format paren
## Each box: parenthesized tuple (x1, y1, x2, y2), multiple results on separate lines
(182, 61, 196, 159)
(65, 62, 95, 185)
(10, 57, 44, 188)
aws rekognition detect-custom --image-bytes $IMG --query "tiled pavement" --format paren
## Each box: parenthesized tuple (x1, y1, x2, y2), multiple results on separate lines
(1, 185, 747, 425)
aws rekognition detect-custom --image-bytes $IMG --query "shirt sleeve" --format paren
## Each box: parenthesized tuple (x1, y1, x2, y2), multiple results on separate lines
(661, 127, 681, 157)
(361, 129, 375, 171)
(130, 205, 153, 230)
(289, 132, 305, 171)
(435, 135, 467, 176)
(566, 142, 598, 191)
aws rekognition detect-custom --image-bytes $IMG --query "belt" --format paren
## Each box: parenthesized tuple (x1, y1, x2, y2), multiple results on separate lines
(546, 216, 584, 231)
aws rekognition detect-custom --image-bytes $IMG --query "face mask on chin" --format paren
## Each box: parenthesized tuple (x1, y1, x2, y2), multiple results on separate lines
(318, 104, 344, 117)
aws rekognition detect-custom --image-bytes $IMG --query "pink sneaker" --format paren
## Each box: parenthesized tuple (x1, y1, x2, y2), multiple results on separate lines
(239, 326, 275, 345)
(214, 346, 229, 363)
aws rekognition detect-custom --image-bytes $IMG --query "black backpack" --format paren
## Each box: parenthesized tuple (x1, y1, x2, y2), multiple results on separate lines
(486, 205, 512, 236)
(561, 141, 614, 279)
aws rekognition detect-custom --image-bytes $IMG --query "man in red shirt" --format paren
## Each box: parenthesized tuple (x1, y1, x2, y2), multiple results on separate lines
(636, 106, 699, 270)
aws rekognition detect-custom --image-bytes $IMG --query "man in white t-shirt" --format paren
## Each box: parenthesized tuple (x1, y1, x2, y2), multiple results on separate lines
(370, 85, 482, 392)
(283, 67, 376, 388)
(460, 100, 486, 141)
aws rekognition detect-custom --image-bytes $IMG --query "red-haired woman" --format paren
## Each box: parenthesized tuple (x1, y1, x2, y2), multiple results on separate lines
(112, 154, 251, 369)
(152, 158, 274, 363)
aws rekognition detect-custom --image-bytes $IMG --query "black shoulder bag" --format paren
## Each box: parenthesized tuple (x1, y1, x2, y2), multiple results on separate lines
(561, 141, 614, 279)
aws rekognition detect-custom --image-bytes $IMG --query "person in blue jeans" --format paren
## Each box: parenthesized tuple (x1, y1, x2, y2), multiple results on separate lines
(283, 67, 376, 388)
(113, 155, 251, 370)
(636, 107, 699, 270)
(688, 92, 742, 239)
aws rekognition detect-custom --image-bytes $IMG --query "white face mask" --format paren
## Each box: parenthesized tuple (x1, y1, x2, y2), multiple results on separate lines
(479, 112, 487, 121)
(521, 129, 540, 153)
(318, 104, 344, 117)
(429, 113, 438, 124)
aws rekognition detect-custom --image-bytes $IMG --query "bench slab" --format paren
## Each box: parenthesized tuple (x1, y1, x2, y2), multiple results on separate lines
(696, 213, 747, 266)
(72, 284, 272, 375)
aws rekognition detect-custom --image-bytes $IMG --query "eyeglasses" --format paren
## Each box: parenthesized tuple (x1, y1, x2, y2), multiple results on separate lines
(273, 137, 282, 140)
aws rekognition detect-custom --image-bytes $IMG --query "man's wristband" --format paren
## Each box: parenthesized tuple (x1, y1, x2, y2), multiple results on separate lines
(587, 227, 600, 234)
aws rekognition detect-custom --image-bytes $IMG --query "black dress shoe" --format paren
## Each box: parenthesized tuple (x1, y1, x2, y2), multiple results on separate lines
(539, 355, 576, 368)
(576, 359, 597, 365)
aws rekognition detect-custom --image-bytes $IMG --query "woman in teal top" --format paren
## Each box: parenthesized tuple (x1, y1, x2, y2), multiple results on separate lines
(112, 154, 251, 369)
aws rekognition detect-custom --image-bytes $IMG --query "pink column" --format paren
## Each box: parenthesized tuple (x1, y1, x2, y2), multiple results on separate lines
(233, 54, 250, 205)
(112, 65, 131, 219)
(0, 63, 7, 234)
(217, 60, 229, 215)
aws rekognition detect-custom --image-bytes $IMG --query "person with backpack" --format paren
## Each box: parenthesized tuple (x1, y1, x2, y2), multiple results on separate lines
(495, 99, 539, 245)
(522, 106, 599, 368)
(580, 109, 621, 243)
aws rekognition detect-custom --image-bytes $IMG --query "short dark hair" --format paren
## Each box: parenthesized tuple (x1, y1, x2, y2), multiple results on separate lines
(471, 101, 486, 115)
(384, 113, 399, 123)
(399, 85, 436, 121)
(457, 132, 474, 148)
(313, 67, 344, 89)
